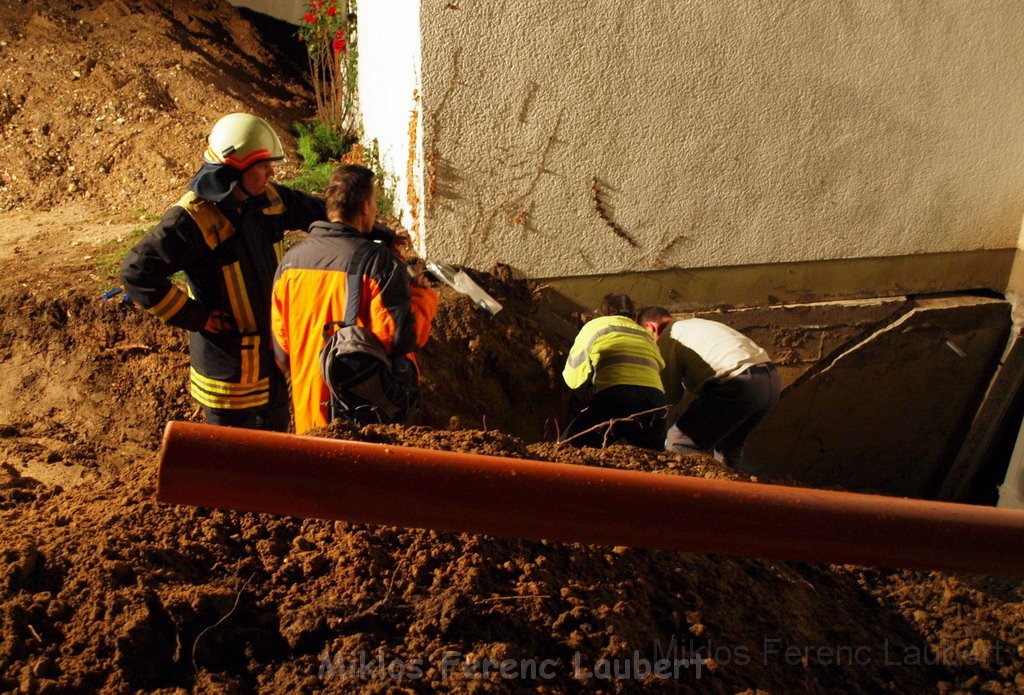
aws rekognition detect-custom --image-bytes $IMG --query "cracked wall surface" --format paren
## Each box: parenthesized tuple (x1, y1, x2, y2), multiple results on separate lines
(744, 297, 1011, 498)
(404, 0, 1024, 280)
(692, 298, 911, 390)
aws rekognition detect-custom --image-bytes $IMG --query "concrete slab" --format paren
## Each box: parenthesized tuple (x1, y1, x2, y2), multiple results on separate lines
(693, 297, 910, 389)
(745, 297, 1011, 498)
(538, 248, 1014, 315)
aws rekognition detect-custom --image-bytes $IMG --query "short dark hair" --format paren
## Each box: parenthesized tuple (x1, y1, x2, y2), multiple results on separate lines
(636, 305, 671, 325)
(324, 164, 374, 221)
(600, 293, 636, 318)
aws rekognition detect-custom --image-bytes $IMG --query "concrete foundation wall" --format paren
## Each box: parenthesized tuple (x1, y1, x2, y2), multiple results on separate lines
(542, 248, 1015, 314)
(406, 0, 1024, 279)
(744, 297, 1011, 497)
(692, 298, 911, 391)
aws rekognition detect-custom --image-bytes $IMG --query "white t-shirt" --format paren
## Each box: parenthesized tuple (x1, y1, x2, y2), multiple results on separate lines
(658, 318, 771, 401)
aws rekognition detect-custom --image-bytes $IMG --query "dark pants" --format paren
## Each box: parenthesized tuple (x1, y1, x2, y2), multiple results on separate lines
(666, 363, 780, 469)
(202, 370, 291, 432)
(561, 385, 668, 450)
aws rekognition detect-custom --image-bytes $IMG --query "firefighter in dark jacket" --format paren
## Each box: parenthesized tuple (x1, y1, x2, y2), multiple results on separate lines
(120, 113, 326, 431)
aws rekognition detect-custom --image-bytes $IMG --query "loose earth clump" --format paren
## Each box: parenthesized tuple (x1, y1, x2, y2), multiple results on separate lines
(0, 1, 1021, 693)
(2, 415, 1023, 693)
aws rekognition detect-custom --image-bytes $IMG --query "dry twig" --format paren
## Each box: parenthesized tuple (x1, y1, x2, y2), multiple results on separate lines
(557, 405, 671, 449)
(102, 343, 153, 354)
(333, 559, 407, 628)
(478, 595, 550, 603)
(192, 572, 256, 673)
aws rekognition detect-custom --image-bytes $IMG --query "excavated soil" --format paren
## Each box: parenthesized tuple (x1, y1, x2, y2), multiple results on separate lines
(1, 1, 1023, 693)
(0, 0, 312, 216)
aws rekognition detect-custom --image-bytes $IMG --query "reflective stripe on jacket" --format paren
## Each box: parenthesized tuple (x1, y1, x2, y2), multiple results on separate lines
(270, 221, 438, 434)
(562, 315, 665, 393)
(120, 183, 326, 410)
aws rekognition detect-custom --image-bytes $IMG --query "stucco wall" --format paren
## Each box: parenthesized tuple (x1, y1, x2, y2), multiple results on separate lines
(407, 0, 1024, 278)
(357, 0, 423, 239)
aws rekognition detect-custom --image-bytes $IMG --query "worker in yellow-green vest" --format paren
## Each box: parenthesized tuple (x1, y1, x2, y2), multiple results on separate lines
(560, 293, 668, 449)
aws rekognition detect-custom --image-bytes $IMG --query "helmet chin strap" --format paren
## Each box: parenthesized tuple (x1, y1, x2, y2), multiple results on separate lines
(236, 180, 257, 199)
(235, 160, 272, 199)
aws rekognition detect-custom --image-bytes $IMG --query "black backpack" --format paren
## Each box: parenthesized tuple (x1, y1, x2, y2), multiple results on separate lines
(318, 241, 420, 427)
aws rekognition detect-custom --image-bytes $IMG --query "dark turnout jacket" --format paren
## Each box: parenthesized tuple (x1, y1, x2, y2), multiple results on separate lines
(120, 183, 325, 410)
(271, 221, 438, 433)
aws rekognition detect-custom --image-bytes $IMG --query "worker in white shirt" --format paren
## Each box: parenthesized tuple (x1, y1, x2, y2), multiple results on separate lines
(637, 306, 779, 469)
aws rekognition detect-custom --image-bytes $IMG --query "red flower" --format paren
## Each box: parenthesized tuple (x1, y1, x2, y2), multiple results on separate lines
(312, 1, 322, 8)
(304, 12, 314, 22)
(327, 5, 336, 16)
(335, 28, 345, 37)
(333, 38, 346, 52)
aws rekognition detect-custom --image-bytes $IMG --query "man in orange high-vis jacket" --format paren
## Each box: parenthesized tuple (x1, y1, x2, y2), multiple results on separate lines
(271, 164, 438, 433)
(120, 113, 325, 431)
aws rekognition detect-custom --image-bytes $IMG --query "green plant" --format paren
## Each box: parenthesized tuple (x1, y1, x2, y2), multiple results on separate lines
(365, 140, 400, 223)
(295, 119, 353, 165)
(284, 130, 399, 223)
(284, 119, 358, 193)
(282, 163, 334, 194)
(299, 0, 359, 138)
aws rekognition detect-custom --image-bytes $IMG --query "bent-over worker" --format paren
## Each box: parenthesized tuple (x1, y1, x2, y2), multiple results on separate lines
(560, 293, 668, 449)
(637, 306, 780, 469)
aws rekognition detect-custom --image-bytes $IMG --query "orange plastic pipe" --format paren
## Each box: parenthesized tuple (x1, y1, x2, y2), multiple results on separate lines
(157, 421, 1024, 576)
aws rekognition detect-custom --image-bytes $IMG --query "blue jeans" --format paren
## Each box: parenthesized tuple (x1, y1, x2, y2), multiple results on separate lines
(666, 363, 780, 469)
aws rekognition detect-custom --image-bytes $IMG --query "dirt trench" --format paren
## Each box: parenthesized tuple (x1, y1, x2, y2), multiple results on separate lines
(0, 0, 1021, 692)
(0, 264, 1023, 694)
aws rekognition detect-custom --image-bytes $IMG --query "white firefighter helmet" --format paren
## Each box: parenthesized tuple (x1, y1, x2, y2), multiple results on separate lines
(203, 113, 285, 170)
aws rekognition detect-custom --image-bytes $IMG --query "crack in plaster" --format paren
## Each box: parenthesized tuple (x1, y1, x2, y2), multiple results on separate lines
(467, 110, 565, 258)
(657, 233, 692, 265)
(517, 81, 539, 124)
(424, 49, 462, 218)
(591, 176, 639, 248)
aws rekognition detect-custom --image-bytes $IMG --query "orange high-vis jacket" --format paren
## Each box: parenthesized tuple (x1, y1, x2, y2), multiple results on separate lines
(270, 222, 438, 433)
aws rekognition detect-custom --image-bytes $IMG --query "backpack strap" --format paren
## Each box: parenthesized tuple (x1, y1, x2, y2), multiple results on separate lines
(321, 240, 382, 341)
(321, 320, 346, 341)
(342, 240, 381, 327)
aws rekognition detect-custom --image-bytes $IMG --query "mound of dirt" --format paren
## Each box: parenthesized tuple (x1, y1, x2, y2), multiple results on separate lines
(0, 265, 1022, 693)
(0, 0, 312, 215)
(0, 263, 581, 490)
(416, 265, 583, 441)
(2, 421, 1023, 693)
(0, 1, 1022, 692)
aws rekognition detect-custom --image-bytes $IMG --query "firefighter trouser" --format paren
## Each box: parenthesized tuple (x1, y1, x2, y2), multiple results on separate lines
(201, 369, 291, 432)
